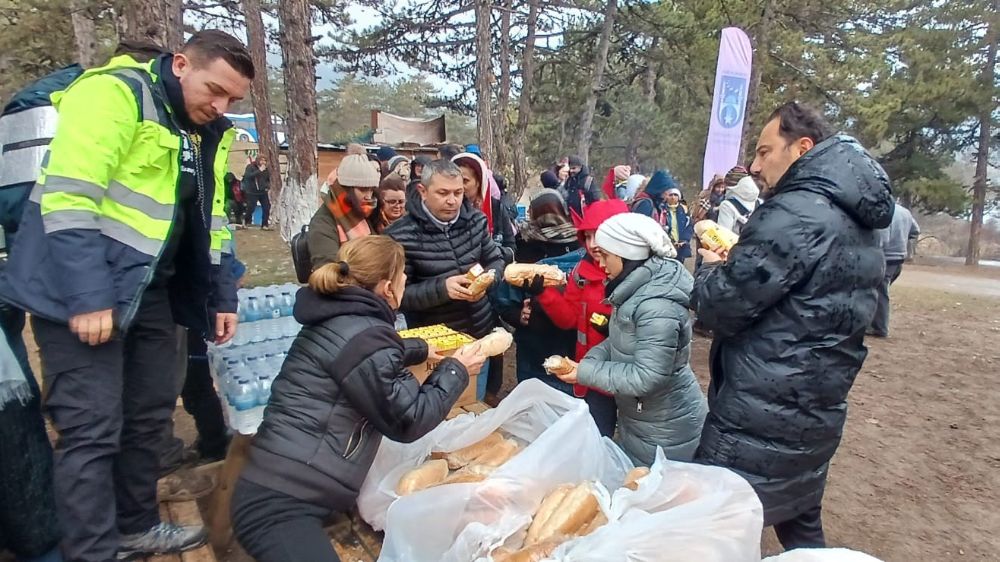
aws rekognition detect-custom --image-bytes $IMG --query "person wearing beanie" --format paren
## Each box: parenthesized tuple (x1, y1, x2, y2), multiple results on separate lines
(540, 169, 561, 190)
(346, 142, 367, 156)
(717, 175, 761, 235)
(693, 174, 726, 224)
(437, 143, 463, 160)
(375, 145, 397, 163)
(609, 165, 631, 199)
(724, 165, 749, 187)
(307, 154, 381, 270)
(384, 154, 411, 183)
(495, 189, 581, 403)
(551, 213, 708, 464)
(533, 199, 629, 437)
(562, 155, 602, 216)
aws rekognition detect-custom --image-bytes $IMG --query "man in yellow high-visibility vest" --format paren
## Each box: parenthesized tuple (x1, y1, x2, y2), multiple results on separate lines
(0, 30, 253, 561)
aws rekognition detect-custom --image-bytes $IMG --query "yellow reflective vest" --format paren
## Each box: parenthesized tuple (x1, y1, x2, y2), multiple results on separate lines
(0, 55, 238, 332)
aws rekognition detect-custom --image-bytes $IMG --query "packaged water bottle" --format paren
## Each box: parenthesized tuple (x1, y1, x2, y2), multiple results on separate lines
(264, 294, 281, 319)
(257, 375, 272, 405)
(279, 291, 294, 317)
(245, 297, 264, 342)
(230, 378, 258, 411)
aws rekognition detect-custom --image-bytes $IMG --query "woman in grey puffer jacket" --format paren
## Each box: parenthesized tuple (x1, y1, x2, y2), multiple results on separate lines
(554, 213, 707, 465)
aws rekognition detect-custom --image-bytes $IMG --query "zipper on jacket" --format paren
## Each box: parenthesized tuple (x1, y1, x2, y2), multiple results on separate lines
(636, 398, 644, 413)
(343, 419, 369, 460)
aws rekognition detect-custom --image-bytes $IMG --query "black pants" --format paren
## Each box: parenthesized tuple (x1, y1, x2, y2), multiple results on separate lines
(160, 329, 230, 472)
(583, 391, 617, 438)
(486, 354, 504, 396)
(182, 331, 229, 458)
(870, 260, 903, 337)
(32, 289, 178, 562)
(773, 504, 825, 550)
(231, 479, 340, 562)
(244, 192, 271, 227)
(0, 305, 62, 560)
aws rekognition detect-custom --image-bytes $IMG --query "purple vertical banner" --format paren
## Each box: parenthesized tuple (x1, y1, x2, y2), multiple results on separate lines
(703, 27, 753, 188)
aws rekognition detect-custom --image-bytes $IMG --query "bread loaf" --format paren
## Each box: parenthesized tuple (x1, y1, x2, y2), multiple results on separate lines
(524, 484, 573, 546)
(532, 482, 599, 543)
(465, 263, 485, 281)
(623, 466, 650, 491)
(395, 459, 449, 496)
(503, 263, 567, 287)
(472, 437, 520, 468)
(577, 511, 608, 537)
(543, 355, 576, 377)
(492, 538, 563, 562)
(468, 327, 513, 357)
(437, 431, 504, 470)
(434, 468, 489, 487)
(468, 269, 496, 296)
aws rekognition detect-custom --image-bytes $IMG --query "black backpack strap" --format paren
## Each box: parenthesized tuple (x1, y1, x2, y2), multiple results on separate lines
(725, 197, 752, 218)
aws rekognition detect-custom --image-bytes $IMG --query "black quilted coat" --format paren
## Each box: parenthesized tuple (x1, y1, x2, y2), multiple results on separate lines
(240, 286, 468, 511)
(692, 135, 894, 525)
(386, 199, 505, 338)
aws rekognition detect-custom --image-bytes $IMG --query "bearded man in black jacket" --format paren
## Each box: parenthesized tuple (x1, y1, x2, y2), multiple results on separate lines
(386, 160, 505, 400)
(693, 102, 894, 550)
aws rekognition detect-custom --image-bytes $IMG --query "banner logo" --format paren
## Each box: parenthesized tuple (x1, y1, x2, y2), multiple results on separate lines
(718, 75, 747, 129)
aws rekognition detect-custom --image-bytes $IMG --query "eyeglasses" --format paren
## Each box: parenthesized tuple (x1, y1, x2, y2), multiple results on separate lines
(384, 199, 406, 206)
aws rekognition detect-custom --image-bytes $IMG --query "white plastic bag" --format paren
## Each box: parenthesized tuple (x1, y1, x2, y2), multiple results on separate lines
(358, 379, 627, 531)
(762, 549, 884, 562)
(375, 381, 632, 562)
(554, 448, 764, 562)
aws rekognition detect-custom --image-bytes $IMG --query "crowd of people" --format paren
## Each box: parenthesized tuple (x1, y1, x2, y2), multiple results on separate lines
(0, 28, 912, 562)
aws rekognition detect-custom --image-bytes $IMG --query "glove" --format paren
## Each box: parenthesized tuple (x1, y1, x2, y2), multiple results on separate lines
(520, 274, 546, 296)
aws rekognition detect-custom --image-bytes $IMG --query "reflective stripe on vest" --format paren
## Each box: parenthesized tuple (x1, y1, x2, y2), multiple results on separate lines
(0, 106, 57, 188)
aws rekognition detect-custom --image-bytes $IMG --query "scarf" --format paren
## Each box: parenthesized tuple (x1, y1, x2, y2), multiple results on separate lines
(519, 218, 578, 244)
(325, 181, 373, 243)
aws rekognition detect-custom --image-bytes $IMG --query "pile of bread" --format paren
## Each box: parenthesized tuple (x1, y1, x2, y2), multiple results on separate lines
(395, 430, 523, 496)
(489, 467, 650, 562)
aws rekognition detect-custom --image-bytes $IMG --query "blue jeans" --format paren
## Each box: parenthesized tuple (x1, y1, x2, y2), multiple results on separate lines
(476, 361, 490, 401)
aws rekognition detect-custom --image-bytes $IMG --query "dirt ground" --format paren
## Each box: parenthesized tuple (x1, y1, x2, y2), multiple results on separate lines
(23, 229, 1000, 561)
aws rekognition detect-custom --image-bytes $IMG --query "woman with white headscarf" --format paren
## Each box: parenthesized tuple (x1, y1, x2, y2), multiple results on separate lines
(552, 213, 707, 466)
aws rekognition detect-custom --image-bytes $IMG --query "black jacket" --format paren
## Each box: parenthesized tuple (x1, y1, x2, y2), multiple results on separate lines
(692, 135, 894, 525)
(242, 163, 270, 195)
(240, 286, 468, 512)
(386, 198, 506, 338)
(562, 167, 602, 216)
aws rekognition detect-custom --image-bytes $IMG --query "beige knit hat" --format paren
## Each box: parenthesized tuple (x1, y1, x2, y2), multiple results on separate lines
(337, 154, 380, 188)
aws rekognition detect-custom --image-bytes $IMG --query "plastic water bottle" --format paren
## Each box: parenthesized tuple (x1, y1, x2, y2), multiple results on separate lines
(245, 297, 264, 343)
(279, 290, 294, 317)
(230, 378, 257, 411)
(264, 294, 281, 319)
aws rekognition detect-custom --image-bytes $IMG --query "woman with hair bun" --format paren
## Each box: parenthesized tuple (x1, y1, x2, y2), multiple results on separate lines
(232, 236, 485, 562)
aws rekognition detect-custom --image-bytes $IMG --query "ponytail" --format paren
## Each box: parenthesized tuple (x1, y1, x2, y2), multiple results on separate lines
(308, 235, 405, 296)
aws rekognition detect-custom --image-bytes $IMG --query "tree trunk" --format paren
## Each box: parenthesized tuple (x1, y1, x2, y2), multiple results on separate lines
(511, 0, 539, 201)
(243, 0, 281, 201)
(575, 0, 617, 165)
(71, 0, 98, 67)
(276, 0, 319, 243)
(741, 0, 774, 163)
(474, 0, 496, 166)
(163, 0, 184, 51)
(493, 0, 513, 174)
(121, 0, 169, 48)
(966, 0, 998, 266)
(627, 42, 658, 170)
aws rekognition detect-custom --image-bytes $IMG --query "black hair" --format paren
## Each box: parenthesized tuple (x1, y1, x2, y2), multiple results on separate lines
(767, 102, 832, 146)
(438, 144, 463, 160)
(114, 40, 168, 62)
(181, 30, 255, 79)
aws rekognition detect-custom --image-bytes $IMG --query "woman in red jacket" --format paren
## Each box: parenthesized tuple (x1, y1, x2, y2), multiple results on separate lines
(534, 199, 628, 437)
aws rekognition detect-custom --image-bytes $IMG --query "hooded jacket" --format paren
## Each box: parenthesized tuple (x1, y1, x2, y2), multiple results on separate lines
(692, 135, 894, 525)
(562, 165, 602, 216)
(241, 286, 468, 512)
(717, 176, 760, 234)
(385, 195, 505, 338)
(537, 199, 628, 398)
(577, 256, 708, 466)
